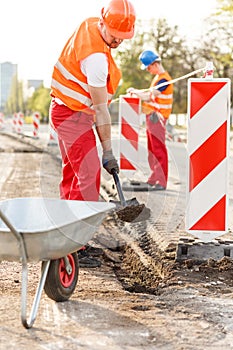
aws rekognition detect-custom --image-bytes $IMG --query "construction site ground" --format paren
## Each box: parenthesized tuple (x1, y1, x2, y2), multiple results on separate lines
(0, 126, 233, 349)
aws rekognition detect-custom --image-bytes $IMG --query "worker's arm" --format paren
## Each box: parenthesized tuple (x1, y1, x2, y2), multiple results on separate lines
(127, 87, 151, 101)
(88, 85, 112, 152)
(88, 84, 119, 174)
(127, 79, 169, 100)
(150, 78, 169, 98)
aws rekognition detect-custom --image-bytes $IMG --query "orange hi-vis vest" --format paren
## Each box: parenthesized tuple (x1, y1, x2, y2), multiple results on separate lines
(142, 71, 173, 119)
(51, 17, 122, 113)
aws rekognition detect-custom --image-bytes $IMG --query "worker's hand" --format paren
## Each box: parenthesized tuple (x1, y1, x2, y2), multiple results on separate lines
(127, 88, 150, 101)
(126, 87, 135, 94)
(102, 150, 119, 174)
(149, 112, 159, 124)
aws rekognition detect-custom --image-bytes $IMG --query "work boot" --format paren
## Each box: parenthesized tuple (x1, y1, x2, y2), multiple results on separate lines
(147, 182, 166, 190)
(77, 246, 102, 268)
(154, 183, 166, 190)
(84, 243, 103, 257)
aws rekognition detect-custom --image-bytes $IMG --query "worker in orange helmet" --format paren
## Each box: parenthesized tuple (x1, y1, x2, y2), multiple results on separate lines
(49, 0, 136, 267)
(128, 50, 173, 190)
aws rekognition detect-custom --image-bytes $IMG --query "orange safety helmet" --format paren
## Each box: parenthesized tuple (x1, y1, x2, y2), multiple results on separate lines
(101, 0, 136, 39)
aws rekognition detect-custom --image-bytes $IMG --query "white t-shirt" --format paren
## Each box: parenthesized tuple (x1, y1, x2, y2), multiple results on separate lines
(80, 52, 108, 87)
(54, 53, 108, 106)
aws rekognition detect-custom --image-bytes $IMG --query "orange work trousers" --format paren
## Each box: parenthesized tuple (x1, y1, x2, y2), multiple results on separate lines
(146, 114, 168, 188)
(49, 100, 100, 201)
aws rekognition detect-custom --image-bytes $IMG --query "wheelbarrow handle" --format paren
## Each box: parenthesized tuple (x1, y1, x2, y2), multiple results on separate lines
(112, 169, 126, 207)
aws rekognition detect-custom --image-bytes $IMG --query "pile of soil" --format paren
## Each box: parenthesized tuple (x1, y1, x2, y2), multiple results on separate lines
(117, 203, 151, 223)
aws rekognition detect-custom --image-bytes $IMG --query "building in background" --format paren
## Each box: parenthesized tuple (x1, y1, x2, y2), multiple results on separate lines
(0, 62, 18, 112)
(28, 79, 43, 90)
(25, 79, 43, 99)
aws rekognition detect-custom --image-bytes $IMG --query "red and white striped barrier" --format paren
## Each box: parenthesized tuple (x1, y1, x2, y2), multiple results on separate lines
(48, 125, 58, 145)
(186, 77, 231, 242)
(12, 113, 18, 132)
(17, 112, 24, 134)
(0, 113, 4, 129)
(119, 96, 141, 173)
(33, 112, 40, 138)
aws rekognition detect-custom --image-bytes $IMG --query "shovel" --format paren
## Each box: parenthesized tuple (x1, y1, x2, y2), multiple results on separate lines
(111, 169, 151, 223)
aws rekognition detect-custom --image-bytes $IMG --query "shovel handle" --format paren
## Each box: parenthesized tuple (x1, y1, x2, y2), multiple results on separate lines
(112, 169, 126, 207)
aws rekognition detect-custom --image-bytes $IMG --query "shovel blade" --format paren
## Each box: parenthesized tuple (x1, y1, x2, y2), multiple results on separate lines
(110, 197, 139, 209)
(110, 200, 151, 223)
(117, 203, 151, 223)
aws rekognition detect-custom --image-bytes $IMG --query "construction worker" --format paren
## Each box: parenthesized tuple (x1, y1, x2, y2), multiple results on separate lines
(128, 50, 173, 190)
(49, 0, 136, 267)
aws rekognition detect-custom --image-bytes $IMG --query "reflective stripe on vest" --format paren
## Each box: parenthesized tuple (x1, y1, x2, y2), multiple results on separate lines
(51, 78, 93, 107)
(149, 93, 173, 108)
(142, 71, 173, 118)
(55, 61, 89, 92)
(53, 61, 114, 104)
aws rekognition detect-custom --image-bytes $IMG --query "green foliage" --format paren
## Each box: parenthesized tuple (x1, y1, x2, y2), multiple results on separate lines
(194, 0, 233, 99)
(5, 79, 51, 121)
(115, 18, 191, 113)
(27, 86, 51, 122)
(5, 76, 25, 115)
(215, 0, 233, 14)
(114, 10, 233, 113)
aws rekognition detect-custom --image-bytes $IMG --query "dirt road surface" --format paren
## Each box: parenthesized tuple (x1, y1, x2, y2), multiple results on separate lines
(0, 131, 233, 350)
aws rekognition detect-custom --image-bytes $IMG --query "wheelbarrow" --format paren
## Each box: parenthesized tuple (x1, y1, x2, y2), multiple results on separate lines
(0, 197, 115, 329)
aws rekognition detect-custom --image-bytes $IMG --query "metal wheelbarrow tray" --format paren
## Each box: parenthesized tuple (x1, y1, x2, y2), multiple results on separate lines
(0, 197, 115, 329)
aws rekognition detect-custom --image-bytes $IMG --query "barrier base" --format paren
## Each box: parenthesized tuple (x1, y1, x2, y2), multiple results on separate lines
(122, 181, 158, 192)
(176, 236, 233, 261)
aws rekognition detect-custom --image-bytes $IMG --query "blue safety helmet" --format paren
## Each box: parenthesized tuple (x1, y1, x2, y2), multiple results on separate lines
(139, 50, 161, 70)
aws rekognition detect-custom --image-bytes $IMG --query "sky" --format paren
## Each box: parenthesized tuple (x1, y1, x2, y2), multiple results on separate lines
(1, 0, 217, 87)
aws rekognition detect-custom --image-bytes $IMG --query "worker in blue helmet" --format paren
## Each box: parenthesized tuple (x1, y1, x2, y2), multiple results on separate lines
(139, 50, 161, 69)
(127, 50, 173, 190)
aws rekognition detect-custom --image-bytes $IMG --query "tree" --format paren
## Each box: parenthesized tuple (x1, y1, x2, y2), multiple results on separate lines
(5, 76, 25, 115)
(113, 22, 147, 95)
(193, 0, 233, 101)
(27, 86, 51, 122)
(115, 18, 191, 113)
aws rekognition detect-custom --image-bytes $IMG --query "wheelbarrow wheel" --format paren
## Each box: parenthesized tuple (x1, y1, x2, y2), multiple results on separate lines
(43, 252, 79, 302)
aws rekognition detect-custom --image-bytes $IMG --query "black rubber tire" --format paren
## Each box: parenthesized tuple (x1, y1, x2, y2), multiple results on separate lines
(43, 252, 79, 302)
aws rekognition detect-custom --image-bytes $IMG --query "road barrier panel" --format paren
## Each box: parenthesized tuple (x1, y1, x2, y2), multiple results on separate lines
(16, 112, 24, 134)
(0, 113, 4, 130)
(118, 96, 141, 177)
(48, 125, 58, 146)
(186, 77, 231, 242)
(33, 112, 40, 138)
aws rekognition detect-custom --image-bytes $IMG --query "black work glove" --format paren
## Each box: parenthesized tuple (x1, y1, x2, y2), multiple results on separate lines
(102, 150, 119, 174)
(149, 112, 159, 124)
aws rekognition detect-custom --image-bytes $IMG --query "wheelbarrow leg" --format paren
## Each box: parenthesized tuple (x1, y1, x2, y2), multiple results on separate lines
(21, 260, 51, 329)
(0, 208, 51, 329)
